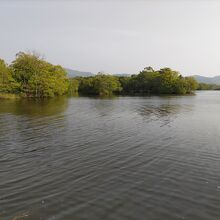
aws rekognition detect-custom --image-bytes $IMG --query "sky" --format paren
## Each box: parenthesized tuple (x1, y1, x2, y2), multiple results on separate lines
(1, 0, 220, 76)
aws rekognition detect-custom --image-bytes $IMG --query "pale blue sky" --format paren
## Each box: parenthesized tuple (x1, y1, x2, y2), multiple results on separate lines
(1, 0, 220, 76)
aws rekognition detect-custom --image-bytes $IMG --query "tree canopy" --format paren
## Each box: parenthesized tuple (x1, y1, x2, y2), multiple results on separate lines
(0, 59, 19, 93)
(117, 67, 198, 95)
(77, 74, 122, 96)
(0, 52, 199, 98)
(10, 52, 68, 97)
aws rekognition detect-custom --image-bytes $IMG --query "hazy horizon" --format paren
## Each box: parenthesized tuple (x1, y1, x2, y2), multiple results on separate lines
(1, 0, 220, 76)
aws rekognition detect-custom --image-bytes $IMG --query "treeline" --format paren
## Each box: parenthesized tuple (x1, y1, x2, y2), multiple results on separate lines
(0, 52, 68, 97)
(197, 83, 220, 90)
(1, 52, 198, 98)
(70, 67, 198, 96)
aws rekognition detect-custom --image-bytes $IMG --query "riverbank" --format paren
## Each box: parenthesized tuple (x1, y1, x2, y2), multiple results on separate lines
(0, 92, 196, 101)
(0, 93, 20, 100)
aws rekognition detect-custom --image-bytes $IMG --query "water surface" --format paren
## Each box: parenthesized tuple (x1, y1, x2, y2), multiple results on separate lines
(1, 91, 220, 220)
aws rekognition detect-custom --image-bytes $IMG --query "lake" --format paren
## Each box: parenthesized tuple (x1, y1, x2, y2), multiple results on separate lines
(1, 91, 220, 220)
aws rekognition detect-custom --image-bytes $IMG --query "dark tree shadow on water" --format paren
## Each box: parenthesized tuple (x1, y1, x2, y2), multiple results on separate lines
(0, 96, 68, 117)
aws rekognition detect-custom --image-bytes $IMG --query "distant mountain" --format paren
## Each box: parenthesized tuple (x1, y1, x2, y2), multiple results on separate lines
(113, 73, 131, 77)
(193, 75, 220, 85)
(65, 68, 132, 78)
(65, 68, 94, 78)
(65, 70, 220, 85)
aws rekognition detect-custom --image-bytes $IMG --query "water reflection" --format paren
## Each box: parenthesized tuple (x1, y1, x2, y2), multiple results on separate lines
(137, 104, 179, 126)
(0, 96, 68, 117)
(133, 96, 195, 127)
(1, 93, 220, 220)
(91, 99, 118, 117)
(138, 104, 179, 117)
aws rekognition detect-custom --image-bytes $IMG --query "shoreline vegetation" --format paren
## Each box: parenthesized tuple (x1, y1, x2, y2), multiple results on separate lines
(0, 51, 215, 99)
(0, 93, 20, 100)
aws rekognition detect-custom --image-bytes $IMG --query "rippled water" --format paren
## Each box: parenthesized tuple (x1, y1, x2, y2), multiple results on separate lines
(1, 91, 220, 220)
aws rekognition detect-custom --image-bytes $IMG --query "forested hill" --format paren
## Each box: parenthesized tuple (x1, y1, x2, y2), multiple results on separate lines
(66, 70, 220, 85)
(65, 69, 131, 78)
(193, 75, 220, 85)
(65, 68, 94, 78)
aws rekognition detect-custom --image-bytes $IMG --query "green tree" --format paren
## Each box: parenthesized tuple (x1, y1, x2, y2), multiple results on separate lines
(184, 77, 198, 93)
(78, 74, 122, 96)
(117, 67, 198, 95)
(0, 59, 19, 93)
(11, 52, 68, 97)
(78, 77, 96, 95)
(93, 74, 122, 96)
(157, 68, 180, 94)
(197, 83, 220, 90)
(68, 78, 79, 94)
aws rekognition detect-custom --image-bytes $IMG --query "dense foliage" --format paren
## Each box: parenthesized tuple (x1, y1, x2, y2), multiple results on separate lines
(0, 52, 68, 98)
(197, 83, 220, 90)
(77, 74, 122, 96)
(0, 53, 199, 98)
(11, 52, 68, 97)
(118, 67, 198, 95)
(74, 67, 198, 96)
(0, 59, 19, 93)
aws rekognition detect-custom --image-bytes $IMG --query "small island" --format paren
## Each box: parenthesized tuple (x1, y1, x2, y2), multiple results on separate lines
(1, 52, 198, 99)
